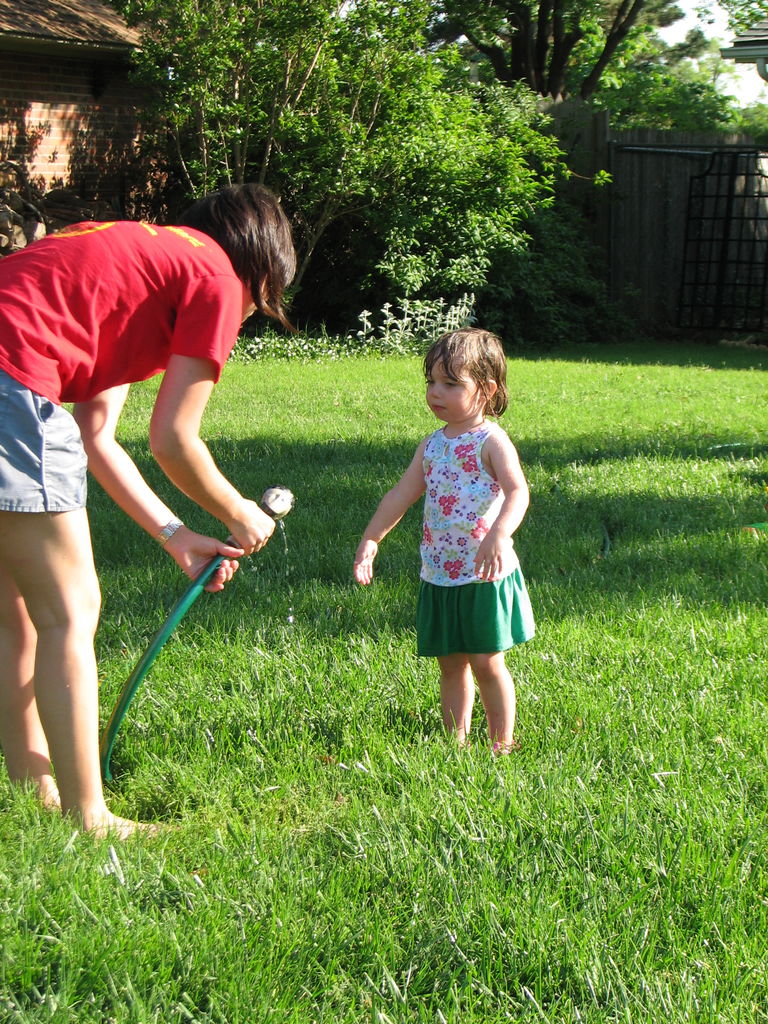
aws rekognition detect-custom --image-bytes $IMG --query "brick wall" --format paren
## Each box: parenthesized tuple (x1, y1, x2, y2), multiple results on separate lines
(0, 48, 154, 212)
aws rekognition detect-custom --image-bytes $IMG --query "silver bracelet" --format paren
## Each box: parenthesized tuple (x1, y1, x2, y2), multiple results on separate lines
(156, 518, 184, 546)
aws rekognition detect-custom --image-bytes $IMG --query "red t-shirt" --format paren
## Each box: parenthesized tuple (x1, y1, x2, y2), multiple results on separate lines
(0, 220, 244, 403)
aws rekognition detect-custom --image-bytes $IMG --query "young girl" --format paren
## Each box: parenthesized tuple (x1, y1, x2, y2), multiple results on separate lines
(353, 328, 534, 753)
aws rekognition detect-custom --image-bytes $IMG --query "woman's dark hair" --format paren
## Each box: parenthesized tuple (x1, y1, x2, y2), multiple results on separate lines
(177, 183, 296, 329)
(424, 328, 509, 417)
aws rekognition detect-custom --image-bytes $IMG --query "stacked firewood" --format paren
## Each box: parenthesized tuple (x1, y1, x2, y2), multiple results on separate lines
(42, 188, 117, 231)
(0, 188, 45, 254)
(0, 186, 118, 256)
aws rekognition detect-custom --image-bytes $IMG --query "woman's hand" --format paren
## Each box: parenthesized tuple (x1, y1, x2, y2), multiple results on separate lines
(353, 539, 379, 585)
(165, 528, 245, 592)
(226, 498, 276, 555)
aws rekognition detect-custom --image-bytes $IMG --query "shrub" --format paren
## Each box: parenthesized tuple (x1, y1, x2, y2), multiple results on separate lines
(232, 293, 476, 362)
(476, 201, 633, 347)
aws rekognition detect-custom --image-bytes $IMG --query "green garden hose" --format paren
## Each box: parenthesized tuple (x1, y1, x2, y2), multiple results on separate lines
(100, 487, 294, 781)
(99, 554, 226, 780)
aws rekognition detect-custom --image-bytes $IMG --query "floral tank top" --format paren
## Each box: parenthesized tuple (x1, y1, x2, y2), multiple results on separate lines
(420, 423, 519, 587)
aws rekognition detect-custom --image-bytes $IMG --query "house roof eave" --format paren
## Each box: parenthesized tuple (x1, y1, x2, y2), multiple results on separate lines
(720, 43, 768, 83)
(0, 0, 142, 53)
(0, 31, 136, 59)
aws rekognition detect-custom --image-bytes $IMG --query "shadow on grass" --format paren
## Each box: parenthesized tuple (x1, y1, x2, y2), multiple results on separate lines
(514, 339, 768, 372)
(89, 429, 767, 654)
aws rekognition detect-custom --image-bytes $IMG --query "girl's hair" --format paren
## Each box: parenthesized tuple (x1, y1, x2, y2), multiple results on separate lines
(424, 328, 508, 416)
(177, 183, 296, 329)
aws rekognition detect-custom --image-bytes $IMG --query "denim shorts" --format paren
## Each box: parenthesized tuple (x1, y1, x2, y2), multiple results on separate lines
(0, 368, 87, 512)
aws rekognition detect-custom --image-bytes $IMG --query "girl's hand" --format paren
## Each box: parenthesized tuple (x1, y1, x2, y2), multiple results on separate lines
(165, 528, 245, 592)
(474, 529, 514, 582)
(352, 441, 427, 587)
(353, 539, 379, 585)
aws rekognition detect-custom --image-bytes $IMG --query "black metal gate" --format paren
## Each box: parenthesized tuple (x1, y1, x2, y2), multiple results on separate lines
(678, 149, 768, 330)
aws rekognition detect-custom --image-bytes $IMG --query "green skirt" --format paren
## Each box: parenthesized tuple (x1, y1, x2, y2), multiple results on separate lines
(416, 570, 535, 657)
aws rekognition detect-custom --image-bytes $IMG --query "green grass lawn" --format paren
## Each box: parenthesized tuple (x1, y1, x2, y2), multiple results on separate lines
(1, 341, 767, 1023)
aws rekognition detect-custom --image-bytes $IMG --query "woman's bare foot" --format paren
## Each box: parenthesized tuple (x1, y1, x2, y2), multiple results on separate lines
(36, 777, 62, 811)
(69, 810, 164, 839)
(91, 815, 164, 839)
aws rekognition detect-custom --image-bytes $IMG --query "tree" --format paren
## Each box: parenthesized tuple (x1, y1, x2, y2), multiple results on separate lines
(429, 0, 690, 101)
(716, 0, 768, 33)
(732, 101, 768, 144)
(372, 75, 564, 295)
(114, 0, 350, 195)
(429, 1, 768, 103)
(589, 27, 742, 131)
(111, 0, 566, 324)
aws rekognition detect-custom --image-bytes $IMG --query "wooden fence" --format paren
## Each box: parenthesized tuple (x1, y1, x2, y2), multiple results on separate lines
(547, 103, 766, 331)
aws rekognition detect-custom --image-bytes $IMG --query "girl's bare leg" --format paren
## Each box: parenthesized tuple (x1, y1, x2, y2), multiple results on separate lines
(469, 652, 516, 751)
(0, 509, 156, 837)
(437, 653, 475, 746)
(0, 566, 60, 808)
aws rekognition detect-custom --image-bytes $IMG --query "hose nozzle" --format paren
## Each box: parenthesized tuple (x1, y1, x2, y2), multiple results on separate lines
(260, 486, 295, 520)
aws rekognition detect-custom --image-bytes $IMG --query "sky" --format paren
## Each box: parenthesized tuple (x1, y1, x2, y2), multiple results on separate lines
(658, 1, 768, 103)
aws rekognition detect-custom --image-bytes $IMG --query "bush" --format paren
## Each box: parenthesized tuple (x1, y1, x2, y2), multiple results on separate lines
(232, 293, 476, 362)
(476, 200, 633, 348)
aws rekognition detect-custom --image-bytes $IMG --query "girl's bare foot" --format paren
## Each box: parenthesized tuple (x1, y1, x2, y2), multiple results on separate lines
(491, 739, 521, 756)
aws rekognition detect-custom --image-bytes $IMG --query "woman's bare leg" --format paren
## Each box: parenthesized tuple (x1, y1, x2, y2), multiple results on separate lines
(0, 508, 155, 836)
(437, 653, 475, 746)
(0, 566, 60, 808)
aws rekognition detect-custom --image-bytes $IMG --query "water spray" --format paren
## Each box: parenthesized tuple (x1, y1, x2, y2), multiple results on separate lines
(99, 487, 295, 781)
